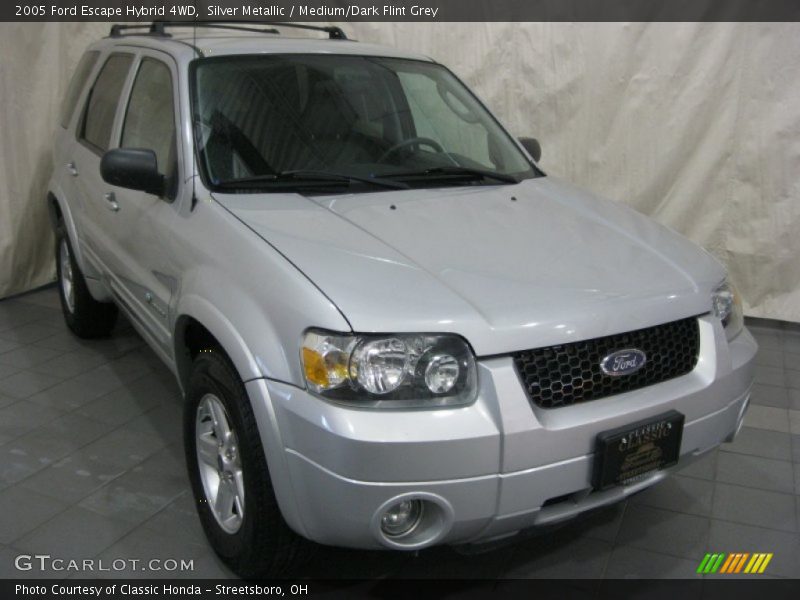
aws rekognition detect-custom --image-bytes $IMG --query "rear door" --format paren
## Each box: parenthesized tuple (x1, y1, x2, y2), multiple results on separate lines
(56, 50, 100, 167)
(71, 52, 135, 274)
(54, 50, 101, 270)
(101, 51, 182, 355)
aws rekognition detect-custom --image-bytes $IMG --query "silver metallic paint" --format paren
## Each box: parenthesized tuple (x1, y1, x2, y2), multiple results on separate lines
(47, 32, 757, 551)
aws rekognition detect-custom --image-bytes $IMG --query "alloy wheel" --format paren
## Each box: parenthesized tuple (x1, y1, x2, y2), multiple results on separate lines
(195, 393, 245, 534)
(59, 238, 75, 314)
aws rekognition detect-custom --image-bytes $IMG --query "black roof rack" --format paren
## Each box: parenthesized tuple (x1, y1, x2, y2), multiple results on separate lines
(109, 20, 348, 40)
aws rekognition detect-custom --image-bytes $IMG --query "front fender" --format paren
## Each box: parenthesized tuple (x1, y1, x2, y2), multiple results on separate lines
(172, 263, 350, 389)
(172, 266, 349, 541)
(167, 196, 353, 538)
(172, 295, 315, 538)
(174, 293, 263, 388)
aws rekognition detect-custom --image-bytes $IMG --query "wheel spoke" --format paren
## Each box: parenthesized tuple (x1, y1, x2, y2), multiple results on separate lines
(209, 399, 232, 439)
(197, 400, 214, 427)
(215, 477, 235, 518)
(196, 432, 218, 468)
(232, 468, 245, 514)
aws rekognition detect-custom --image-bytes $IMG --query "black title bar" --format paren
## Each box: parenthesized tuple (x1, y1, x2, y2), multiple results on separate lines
(5, 578, 800, 599)
(5, 0, 800, 22)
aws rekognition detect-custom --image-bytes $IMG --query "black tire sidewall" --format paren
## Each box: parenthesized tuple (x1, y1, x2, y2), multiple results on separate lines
(54, 222, 117, 338)
(184, 351, 269, 564)
(55, 224, 78, 330)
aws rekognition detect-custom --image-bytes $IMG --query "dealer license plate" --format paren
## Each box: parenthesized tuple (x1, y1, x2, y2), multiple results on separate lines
(592, 410, 684, 490)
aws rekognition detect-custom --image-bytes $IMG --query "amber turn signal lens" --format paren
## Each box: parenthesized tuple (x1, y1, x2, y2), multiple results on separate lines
(302, 347, 330, 388)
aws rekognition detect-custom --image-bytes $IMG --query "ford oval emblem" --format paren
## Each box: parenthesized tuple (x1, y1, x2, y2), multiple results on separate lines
(600, 349, 647, 377)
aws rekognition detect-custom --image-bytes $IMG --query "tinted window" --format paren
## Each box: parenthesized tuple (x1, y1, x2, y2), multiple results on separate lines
(80, 53, 133, 152)
(193, 55, 537, 188)
(397, 70, 493, 167)
(121, 59, 176, 175)
(60, 51, 99, 128)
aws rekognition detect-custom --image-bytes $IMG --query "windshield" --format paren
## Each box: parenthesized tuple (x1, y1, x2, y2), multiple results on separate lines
(191, 54, 539, 192)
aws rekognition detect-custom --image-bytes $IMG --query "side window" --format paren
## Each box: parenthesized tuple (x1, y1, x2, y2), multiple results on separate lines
(60, 51, 99, 128)
(80, 53, 133, 152)
(121, 58, 176, 177)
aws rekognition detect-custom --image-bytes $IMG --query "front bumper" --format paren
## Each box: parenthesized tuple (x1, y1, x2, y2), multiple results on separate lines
(253, 317, 757, 550)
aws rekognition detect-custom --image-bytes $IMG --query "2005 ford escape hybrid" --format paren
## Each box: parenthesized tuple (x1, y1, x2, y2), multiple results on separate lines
(48, 21, 756, 576)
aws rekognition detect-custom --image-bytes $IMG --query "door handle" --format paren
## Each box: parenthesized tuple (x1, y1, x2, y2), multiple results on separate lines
(104, 192, 119, 212)
(66, 161, 78, 177)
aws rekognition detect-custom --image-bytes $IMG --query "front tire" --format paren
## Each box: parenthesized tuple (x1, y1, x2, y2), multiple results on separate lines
(184, 348, 308, 577)
(55, 222, 117, 338)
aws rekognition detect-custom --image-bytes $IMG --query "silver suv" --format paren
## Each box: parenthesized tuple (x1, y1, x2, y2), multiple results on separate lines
(48, 21, 756, 577)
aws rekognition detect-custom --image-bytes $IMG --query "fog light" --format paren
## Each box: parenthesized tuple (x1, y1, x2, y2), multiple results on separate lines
(380, 499, 423, 537)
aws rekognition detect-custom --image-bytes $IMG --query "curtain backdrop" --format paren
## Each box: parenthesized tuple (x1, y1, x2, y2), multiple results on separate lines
(1, 22, 798, 322)
(0, 22, 108, 298)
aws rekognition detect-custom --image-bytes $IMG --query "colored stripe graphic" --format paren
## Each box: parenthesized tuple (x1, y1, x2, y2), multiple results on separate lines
(697, 554, 713, 574)
(745, 554, 760, 573)
(700, 552, 774, 575)
(710, 553, 725, 573)
(718, 553, 735, 573)
(711, 552, 725, 573)
(734, 553, 749, 573)
(697, 553, 711, 574)
(758, 553, 773, 573)
(720, 553, 738, 574)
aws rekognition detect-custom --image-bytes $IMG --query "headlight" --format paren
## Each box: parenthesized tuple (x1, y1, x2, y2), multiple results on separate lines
(301, 330, 478, 408)
(712, 280, 744, 341)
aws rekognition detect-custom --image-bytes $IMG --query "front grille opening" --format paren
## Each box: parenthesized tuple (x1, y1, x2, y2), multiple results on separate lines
(512, 317, 701, 409)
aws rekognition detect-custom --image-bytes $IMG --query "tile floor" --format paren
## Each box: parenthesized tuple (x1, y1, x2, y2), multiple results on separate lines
(1, 286, 798, 580)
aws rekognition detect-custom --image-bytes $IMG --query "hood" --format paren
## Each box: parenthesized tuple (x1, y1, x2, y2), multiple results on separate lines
(213, 177, 724, 355)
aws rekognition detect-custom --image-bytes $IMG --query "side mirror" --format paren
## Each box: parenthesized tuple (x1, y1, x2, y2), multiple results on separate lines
(519, 137, 542, 163)
(100, 148, 164, 196)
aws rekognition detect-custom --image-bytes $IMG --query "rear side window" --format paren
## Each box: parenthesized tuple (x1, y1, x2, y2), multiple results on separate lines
(121, 58, 176, 176)
(80, 53, 133, 152)
(59, 51, 99, 128)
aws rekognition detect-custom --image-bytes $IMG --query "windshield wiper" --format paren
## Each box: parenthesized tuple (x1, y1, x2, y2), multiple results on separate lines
(384, 166, 519, 185)
(215, 169, 409, 191)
